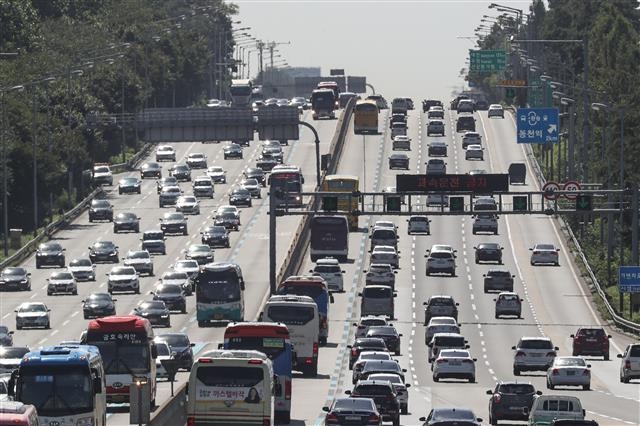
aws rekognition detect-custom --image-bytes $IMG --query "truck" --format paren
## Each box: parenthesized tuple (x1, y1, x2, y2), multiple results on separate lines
(310, 88, 337, 120)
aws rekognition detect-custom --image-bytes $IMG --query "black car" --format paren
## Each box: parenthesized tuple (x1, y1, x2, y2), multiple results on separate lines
(88, 199, 113, 222)
(156, 176, 179, 194)
(423, 296, 459, 325)
(229, 187, 252, 207)
(35, 242, 66, 268)
(365, 326, 402, 356)
(428, 141, 448, 157)
(118, 177, 142, 195)
(113, 212, 141, 233)
(88, 240, 119, 263)
(256, 155, 278, 172)
(141, 230, 167, 255)
(244, 167, 267, 187)
(160, 212, 188, 235)
(170, 164, 191, 182)
(151, 284, 187, 313)
(474, 242, 503, 264)
(422, 99, 443, 112)
(158, 186, 183, 207)
(0, 326, 13, 346)
(483, 269, 515, 293)
(223, 143, 243, 159)
(322, 397, 381, 426)
(348, 337, 389, 369)
(487, 382, 540, 424)
(0, 267, 31, 291)
(154, 332, 195, 371)
(388, 154, 409, 170)
(201, 225, 230, 248)
(140, 162, 162, 179)
(214, 212, 240, 231)
(390, 113, 407, 125)
(456, 115, 476, 132)
(132, 300, 171, 327)
(82, 292, 117, 319)
(346, 380, 400, 426)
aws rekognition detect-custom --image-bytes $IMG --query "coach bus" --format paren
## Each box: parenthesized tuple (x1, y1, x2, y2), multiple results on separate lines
(222, 322, 293, 424)
(309, 215, 349, 263)
(83, 315, 157, 405)
(268, 165, 305, 208)
(187, 349, 274, 426)
(353, 99, 379, 134)
(194, 262, 245, 326)
(11, 345, 106, 426)
(321, 174, 360, 230)
(229, 79, 253, 107)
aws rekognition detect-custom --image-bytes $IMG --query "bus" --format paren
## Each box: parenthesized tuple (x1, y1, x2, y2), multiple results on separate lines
(83, 315, 157, 405)
(321, 174, 360, 230)
(310, 215, 349, 262)
(187, 349, 274, 426)
(262, 295, 319, 377)
(229, 79, 253, 107)
(222, 322, 293, 424)
(11, 345, 106, 426)
(353, 99, 379, 135)
(310, 88, 337, 120)
(194, 262, 245, 326)
(268, 165, 305, 208)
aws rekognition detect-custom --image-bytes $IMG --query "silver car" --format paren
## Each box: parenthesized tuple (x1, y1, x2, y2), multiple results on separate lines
(512, 337, 558, 375)
(309, 258, 344, 292)
(175, 195, 200, 215)
(465, 144, 484, 160)
(365, 263, 396, 287)
(370, 246, 399, 269)
(431, 349, 476, 383)
(359, 285, 395, 318)
(407, 216, 430, 234)
(427, 119, 445, 136)
(618, 343, 640, 383)
(546, 356, 591, 390)
(530, 243, 560, 266)
(494, 292, 523, 318)
(46, 270, 77, 295)
(15, 302, 51, 329)
(123, 250, 154, 276)
(240, 178, 262, 198)
(425, 321, 460, 345)
(426, 158, 447, 175)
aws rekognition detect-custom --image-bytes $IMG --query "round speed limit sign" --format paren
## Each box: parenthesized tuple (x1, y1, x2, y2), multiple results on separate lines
(563, 181, 581, 200)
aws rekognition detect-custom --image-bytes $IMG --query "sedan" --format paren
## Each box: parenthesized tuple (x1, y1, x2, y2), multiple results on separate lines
(427, 141, 447, 157)
(0, 267, 31, 291)
(175, 195, 200, 215)
(68, 258, 96, 282)
(15, 302, 51, 330)
(113, 212, 140, 233)
(201, 225, 230, 248)
(158, 185, 182, 207)
(240, 178, 262, 198)
(173, 260, 200, 280)
(88, 241, 119, 263)
(365, 326, 402, 355)
(474, 242, 503, 264)
(243, 167, 266, 187)
(160, 212, 188, 235)
(229, 187, 253, 207)
(206, 166, 227, 184)
(151, 283, 187, 313)
(156, 176, 179, 194)
(140, 162, 162, 179)
(432, 349, 476, 383)
(155, 145, 176, 162)
(88, 199, 114, 222)
(35, 242, 66, 268)
(370, 246, 399, 269)
(425, 320, 460, 345)
(348, 337, 389, 369)
(186, 152, 207, 169)
(131, 300, 171, 327)
(82, 292, 117, 319)
(154, 332, 195, 371)
(214, 211, 241, 231)
(352, 351, 395, 384)
(488, 104, 504, 118)
(546, 356, 591, 390)
(46, 270, 77, 295)
(388, 154, 409, 170)
(465, 144, 484, 160)
(118, 177, 142, 195)
(322, 397, 381, 426)
(530, 243, 560, 265)
(123, 250, 154, 276)
(185, 244, 214, 265)
(160, 270, 193, 296)
(170, 164, 191, 181)
(223, 143, 243, 159)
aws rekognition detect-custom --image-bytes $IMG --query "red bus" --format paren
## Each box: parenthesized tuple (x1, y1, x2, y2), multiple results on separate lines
(83, 315, 157, 405)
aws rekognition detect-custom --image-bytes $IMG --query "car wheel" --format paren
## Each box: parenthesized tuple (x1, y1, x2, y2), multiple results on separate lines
(554, 261, 560, 266)
(393, 417, 400, 426)
(47, 291, 52, 296)
(583, 384, 590, 390)
(432, 375, 439, 382)
(16, 325, 22, 330)
(73, 289, 78, 295)
(198, 321, 205, 327)
(484, 285, 488, 293)
(513, 367, 520, 376)
(45, 322, 50, 329)
(135, 288, 140, 294)
(490, 415, 497, 425)
(604, 353, 610, 361)
(36, 262, 41, 269)
(468, 376, 475, 383)
(495, 313, 499, 319)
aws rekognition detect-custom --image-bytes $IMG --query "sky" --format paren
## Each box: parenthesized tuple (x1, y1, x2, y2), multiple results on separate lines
(233, 0, 533, 102)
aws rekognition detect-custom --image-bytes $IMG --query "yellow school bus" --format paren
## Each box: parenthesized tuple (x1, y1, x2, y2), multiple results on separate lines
(321, 175, 359, 231)
(353, 99, 379, 135)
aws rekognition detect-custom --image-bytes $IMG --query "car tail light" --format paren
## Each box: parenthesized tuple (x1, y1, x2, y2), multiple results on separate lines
(625, 360, 631, 369)
(386, 394, 396, 400)
(533, 251, 541, 255)
(462, 359, 474, 364)
(582, 369, 590, 376)
(368, 414, 380, 423)
(493, 394, 501, 404)
(436, 358, 447, 364)
(552, 369, 559, 375)
(263, 420, 271, 426)
(351, 348, 358, 357)
(515, 351, 526, 357)
(546, 351, 556, 357)
(285, 379, 292, 400)
(325, 413, 339, 422)
(187, 416, 195, 426)
(313, 342, 318, 356)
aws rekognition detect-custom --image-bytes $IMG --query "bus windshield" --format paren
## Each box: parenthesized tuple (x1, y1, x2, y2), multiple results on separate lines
(325, 179, 356, 191)
(196, 271, 242, 302)
(226, 336, 286, 359)
(356, 103, 378, 113)
(267, 306, 315, 325)
(90, 341, 150, 374)
(197, 366, 263, 387)
(18, 366, 93, 416)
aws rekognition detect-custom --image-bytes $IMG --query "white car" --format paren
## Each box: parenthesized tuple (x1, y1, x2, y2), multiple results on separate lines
(353, 316, 389, 338)
(123, 250, 154, 276)
(68, 258, 96, 281)
(365, 263, 396, 287)
(432, 349, 476, 383)
(351, 351, 395, 384)
(155, 145, 176, 162)
(173, 260, 200, 279)
(425, 319, 460, 345)
(392, 135, 411, 150)
(512, 336, 558, 375)
(427, 106, 444, 119)
(15, 302, 51, 329)
(546, 356, 591, 390)
(216, 205, 240, 216)
(240, 178, 262, 198)
(107, 266, 140, 294)
(192, 176, 214, 199)
(46, 270, 77, 295)
(488, 104, 504, 118)
(175, 195, 200, 215)
(186, 152, 207, 169)
(618, 343, 640, 383)
(370, 246, 399, 269)
(206, 166, 227, 184)
(309, 257, 344, 292)
(425, 249, 456, 276)
(465, 144, 484, 160)
(407, 216, 430, 234)
(372, 220, 397, 231)
(368, 373, 410, 414)
(530, 243, 560, 265)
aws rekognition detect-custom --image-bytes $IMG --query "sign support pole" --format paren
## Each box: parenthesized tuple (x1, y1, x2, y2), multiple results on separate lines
(269, 190, 276, 295)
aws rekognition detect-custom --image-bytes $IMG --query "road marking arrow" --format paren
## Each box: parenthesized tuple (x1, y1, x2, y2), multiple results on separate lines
(547, 124, 557, 134)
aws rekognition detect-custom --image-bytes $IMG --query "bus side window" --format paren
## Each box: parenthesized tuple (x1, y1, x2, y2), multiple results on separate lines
(151, 343, 158, 359)
(273, 375, 281, 396)
(258, 312, 263, 322)
(185, 382, 188, 396)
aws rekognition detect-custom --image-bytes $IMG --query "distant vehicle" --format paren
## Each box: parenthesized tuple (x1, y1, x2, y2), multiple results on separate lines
(186, 153, 207, 169)
(206, 166, 227, 183)
(156, 176, 179, 194)
(316, 81, 340, 104)
(229, 187, 252, 207)
(526, 395, 585, 425)
(392, 135, 411, 151)
(456, 115, 476, 132)
(428, 140, 447, 157)
(113, 212, 140, 233)
(88, 199, 113, 222)
(117, 177, 141, 195)
(530, 243, 560, 265)
(0, 326, 13, 346)
(462, 131, 482, 149)
(339, 92, 359, 108)
(353, 100, 379, 135)
(0, 347, 30, 374)
(192, 176, 214, 199)
(546, 356, 591, 390)
(151, 283, 187, 314)
(311, 88, 337, 120)
(426, 119, 445, 136)
(243, 167, 266, 186)
(175, 195, 200, 215)
(456, 99, 475, 113)
(483, 269, 515, 293)
(154, 332, 194, 371)
(391, 97, 409, 115)
(229, 79, 253, 107)
(488, 104, 504, 118)
(309, 257, 344, 292)
(88, 240, 119, 263)
(512, 336, 558, 375)
(407, 216, 430, 235)
(509, 162, 527, 185)
(427, 107, 444, 119)
(46, 270, 77, 295)
(420, 407, 482, 425)
(159, 212, 188, 236)
(472, 213, 498, 235)
(474, 242, 503, 264)
(185, 244, 214, 265)
(92, 164, 113, 186)
(365, 94, 388, 110)
(422, 99, 443, 112)
(321, 175, 359, 230)
(345, 380, 400, 426)
(140, 162, 162, 179)
(423, 295, 459, 324)
(388, 154, 409, 170)
(201, 225, 230, 248)
(155, 144, 176, 162)
(223, 143, 244, 160)
(36, 242, 66, 268)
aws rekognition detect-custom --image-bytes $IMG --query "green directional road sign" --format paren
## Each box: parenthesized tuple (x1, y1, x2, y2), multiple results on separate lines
(322, 196, 338, 212)
(469, 50, 506, 73)
(450, 196, 464, 212)
(513, 195, 528, 212)
(575, 195, 592, 211)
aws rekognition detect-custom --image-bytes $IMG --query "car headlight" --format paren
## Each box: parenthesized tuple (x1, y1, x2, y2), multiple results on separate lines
(161, 314, 169, 318)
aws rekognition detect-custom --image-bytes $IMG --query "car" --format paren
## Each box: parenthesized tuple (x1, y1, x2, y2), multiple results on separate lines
(392, 135, 411, 151)
(214, 211, 241, 231)
(159, 270, 193, 295)
(261, 146, 284, 164)
(390, 122, 407, 139)
(0, 347, 30, 373)
(243, 167, 266, 187)
(169, 164, 191, 181)
(423, 296, 459, 325)
(488, 104, 504, 118)
(483, 269, 515, 293)
(118, 177, 142, 195)
(160, 212, 188, 235)
(185, 244, 214, 265)
(474, 99, 489, 110)
(92, 164, 113, 186)
(141, 229, 167, 255)
(123, 250, 154, 276)
(151, 283, 187, 313)
(494, 292, 523, 318)
(370, 225, 398, 250)
(364, 264, 396, 288)
(432, 349, 476, 383)
(351, 351, 395, 384)
(353, 316, 390, 339)
(35, 242, 66, 268)
(217, 204, 240, 216)
(456, 115, 476, 132)
(223, 143, 243, 159)
(457, 99, 475, 113)
(407, 216, 430, 234)
(422, 99, 443, 112)
(186, 152, 207, 169)
(206, 166, 227, 184)
(365, 326, 402, 355)
(88, 240, 119, 263)
(158, 185, 183, 207)
(428, 333, 469, 363)
(512, 336, 558, 375)
(113, 212, 140, 233)
(546, 357, 591, 390)
(154, 332, 195, 371)
(68, 258, 96, 281)
(289, 96, 306, 111)
(322, 397, 382, 426)
(0, 267, 31, 291)
(461, 131, 482, 149)
(618, 343, 640, 383)
(368, 373, 410, 415)
(107, 266, 140, 294)
(571, 327, 611, 359)
(348, 337, 389, 369)
(156, 176, 179, 194)
(15, 302, 50, 330)
(309, 257, 344, 292)
(425, 317, 460, 344)
(82, 292, 117, 319)
(240, 178, 262, 198)
(46, 270, 77, 295)
(474, 242, 503, 264)
(465, 144, 484, 160)
(345, 380, 400, 426)
(88, 199, 113, 222)
(428, 140, 447, 157)
(359, 359, 406, 383)
(173, 260, 200, 280)
(370, 246, 399, 269)
(154, 341, 172, 380)
(530, 243, 560, 265)
(201, 225, 230, 248)
(390, 113, 407, 126)
(229, 187, 252, 207)
(256, 155, 278, 172)
(419, 408, 483, 426)
(175, 195, 200, 215)
(131, 300, 171, 327)
(486, 381, 540, 425)
(427, 107, 444, 119)
(155, 145, 176, 162)
(425, 249, 456, 276)
(426, 119, 445, 136)
(426, 194, 449, 207)
(192, 176, 214, 198)
(426, 158, 446, 175)
(472, 213, 498, 235)
(0, 326, 13, 347)
(140, 162, 162, 179)
(388, 154, 409, 170)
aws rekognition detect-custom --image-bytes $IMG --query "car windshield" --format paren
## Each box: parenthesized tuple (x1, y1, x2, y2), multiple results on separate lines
(243, 179, 259, 186)
(370, 374, 402, 384)
(536, 244, 556, 250)
(127, 252, 149, 259)
(40, 243, 62, 251)
(430, 252, 452, 259)
(144, 232, 164, 240)
(19, 304, 46, 313)
(356, 339, 386, 349)
(189, 154, 204, 159)
(49, 272, 73, 280)
(0, 347, 29, 358)
(121, 178, 138, 184)
(163, 272, 188, 281)
(2, 267, 26, 276)
(164, 213, 185, 221)
(332, 398, 374, 411)
(555, 357, 586, 367)
(499, 383, 535, 394)
(176, 261, 198, 270)
(209, 167, 223, 173)
(111, 267, 134, 276)
(205, 226, 226, 235)
(180, 196, 197, 203)
(70, 259, 91, 267)
(488, 270, 511, 276)
(91, 200, 110, 208)
(174, 165, 188, 171)
(140, 301, 165, 310)
(629, 345, 640, 356)
(430, 298, 454, 306)
(86, 293, 111, 302)
(499, 294, 519, 302)
(479, 244, 500, 250)
(156, 343, 170, 356)
(354, 385, 391, 396)
(432, 409, 476, 420)
(434, 336, 465, 346)
(156, 285, 181, 295)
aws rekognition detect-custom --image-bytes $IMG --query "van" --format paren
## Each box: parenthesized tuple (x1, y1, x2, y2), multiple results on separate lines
(359, 285, 396, 318)
(509, 162, 527, 185)
(0, 401, 40, 426)
(525, 395, 585, 426)
(428, 332, 469, 362)
(370, 226, 399, 250)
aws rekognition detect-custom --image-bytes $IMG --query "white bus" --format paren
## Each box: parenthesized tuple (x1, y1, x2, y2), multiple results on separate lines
(187, 350, 274, 426)
(262, 295, 319, 377)
(229, 79, 253, 107)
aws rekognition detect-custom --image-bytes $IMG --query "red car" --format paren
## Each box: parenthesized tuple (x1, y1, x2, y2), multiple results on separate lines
(571, 327, 611, 360)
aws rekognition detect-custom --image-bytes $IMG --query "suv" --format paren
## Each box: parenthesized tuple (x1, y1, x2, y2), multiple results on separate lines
(571, 327, 611, 359)
(426, 158, 446, 175)
(113, 212, 140, 233)
(353, 316, 389, 339)
(619, 343, 640, 383)
(483, 269, 515, 293)
(456, 115, 476, 132)
(92, 164, 113, 186)
(461, 132, 482, 149)
(487, 381, 540, 425)
(472, 213, 498, 235)
(512, 337, 558, 375)
(309, 258, 344, 292)
(141, 230, 167, 255)
(192, 176, 214, 198)
(365, 264, 396, 288)
(474, 243, 503, 263)
(425, 250, 456, 276)
(155, 145, 176, 162)
(428, 141, 447, 157)
(494, 292, 523, 318)
(407, 216, 430, 234)
(370, 226, 399, 250)
(123, 250, 154, 276)
(423, 296, 459, 325)
(346, 380, 400, 426)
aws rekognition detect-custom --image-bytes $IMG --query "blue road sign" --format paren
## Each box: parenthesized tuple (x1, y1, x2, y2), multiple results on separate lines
(517, 107, 559, 144)
(619, 266, 640, 293)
